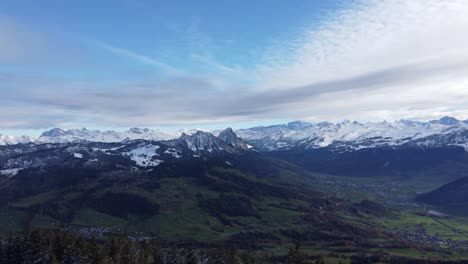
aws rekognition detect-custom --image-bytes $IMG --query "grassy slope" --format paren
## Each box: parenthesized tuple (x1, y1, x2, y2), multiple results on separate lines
(1, 156, 468, 261)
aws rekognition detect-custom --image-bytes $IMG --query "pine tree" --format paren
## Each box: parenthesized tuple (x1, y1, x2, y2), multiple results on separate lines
(286, 243, 310, 264)
(107, 238, 122, 263)
(87, 238, 105, 264)
(149, 240, 164, 264)
(53, 231, 66, 262)
(136, 241, 153, 264)
(5, 234, 22, 264)
(207, 243, 227, 264)
(167, 243, 181, 264)
(119, 239, 134, 264)
(314, 255, 325, 264)
(185, 242, 199, 264)
(227, 245, 243, 264)
(0, 241, 4, 264)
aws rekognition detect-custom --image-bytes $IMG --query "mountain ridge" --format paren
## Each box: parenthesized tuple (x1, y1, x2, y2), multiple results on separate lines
(1, 117, 468, 153)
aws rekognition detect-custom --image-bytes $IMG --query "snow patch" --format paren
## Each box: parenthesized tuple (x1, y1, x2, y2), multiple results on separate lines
(0, 168, 22, 177)
(73, 153, 83, 159)
(123, 144, 162, 167)
(450, 143, 468, 152)
(164, 148, 182, 158)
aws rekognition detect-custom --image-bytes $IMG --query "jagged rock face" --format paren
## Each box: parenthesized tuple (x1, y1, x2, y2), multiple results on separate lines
(218, 128, 249, 150)
(174, 131, 242, 153)
(177, 131, 220, 152)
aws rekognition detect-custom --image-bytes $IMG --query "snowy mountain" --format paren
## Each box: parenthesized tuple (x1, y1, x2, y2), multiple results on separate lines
(170, 129, 249, 154)
(2, 120, 468, 179)
(1, 116, 468, 152)
(0, 134, 34, 146)
(236, 117, 468, 151)
(0, 129, 251, 176)
(37, 127, 177, 143)
(218, 127, 251, 150)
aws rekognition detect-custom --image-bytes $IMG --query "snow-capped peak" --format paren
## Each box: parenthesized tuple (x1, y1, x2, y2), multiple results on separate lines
(172, 130, 248, 153)
(37, 127, 177, 143)
(430, 116, 461, 126)
(236, 117, 468, 151)
(40, 128, 66, 137)
(2, 117, 468, 152)
(0, 134, 34, 146)
(286, 121, 313, 130)
(175, 131, 223, 152)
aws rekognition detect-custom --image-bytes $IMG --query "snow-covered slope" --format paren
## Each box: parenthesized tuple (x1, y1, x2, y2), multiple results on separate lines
(37, 127, 177, 143)
(2, 116, 468, 152)
(236, 117, 468, 151)
(0, 134, 34, 146)
(0, 130, 251, 175)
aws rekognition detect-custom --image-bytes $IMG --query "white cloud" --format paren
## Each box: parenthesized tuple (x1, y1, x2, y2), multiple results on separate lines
(257, 0, 468, 89)
(1, 0, 468, 130)
(246, 0, 468, 121)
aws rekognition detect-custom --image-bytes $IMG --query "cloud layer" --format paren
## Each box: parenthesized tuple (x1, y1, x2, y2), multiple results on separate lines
(1, 0, 468, 130)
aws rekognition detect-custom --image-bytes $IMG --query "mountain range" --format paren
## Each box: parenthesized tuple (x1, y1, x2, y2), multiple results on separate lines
(0, 127, 348, 245)
(2, 117, 468, 153)
(3, 116, 468, 181)
(0, 128, 250, 177)
(2, 118, 468, 260)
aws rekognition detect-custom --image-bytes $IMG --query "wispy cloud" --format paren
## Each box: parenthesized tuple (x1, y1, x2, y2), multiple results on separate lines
(93, 41, 181, 75)
(256, 0, 468, 88)
(1, 0, 468, 130)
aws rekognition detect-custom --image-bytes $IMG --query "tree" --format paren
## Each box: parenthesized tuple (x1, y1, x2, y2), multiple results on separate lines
(119, 239, 134, 264)
(314, 255, 325, 264)
(207, 243, 227, 264)
(167, 243, 180, 264)
(4, 234, 23, 264)
(149, 241, 164, 264)
(226, 245, 243, 264)
(87, 238, 105, 264)
(287, 243, 310, 264)
(107, 238, 122, 263)
(185, 242, 199, 264)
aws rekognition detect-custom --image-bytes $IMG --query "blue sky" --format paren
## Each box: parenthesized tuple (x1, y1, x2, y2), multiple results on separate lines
(1, 0, 468, 136)
(0, 1, 344, 80)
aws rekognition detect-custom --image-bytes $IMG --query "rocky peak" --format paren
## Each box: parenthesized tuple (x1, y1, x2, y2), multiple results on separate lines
(128, 127, 150, 134)
(218, 128, 249, 150)
(430, 116, 460, 126)
(286, 121, 313, 130)
(40, 128, 66, 137)
(175, 131, 222, 152)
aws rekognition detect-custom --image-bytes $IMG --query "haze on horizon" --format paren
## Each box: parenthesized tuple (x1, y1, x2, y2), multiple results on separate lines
(1, 0, 468, 136)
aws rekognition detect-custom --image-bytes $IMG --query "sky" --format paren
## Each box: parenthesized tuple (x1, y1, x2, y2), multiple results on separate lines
(1, 0, 468, 136)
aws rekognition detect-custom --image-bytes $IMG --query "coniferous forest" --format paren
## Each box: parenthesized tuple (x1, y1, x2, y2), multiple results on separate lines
(2, 229, 468, 264)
